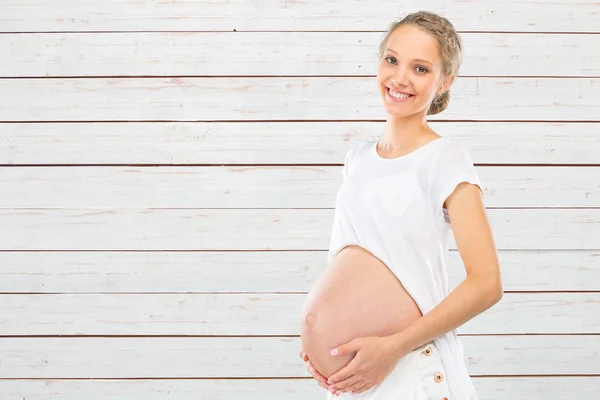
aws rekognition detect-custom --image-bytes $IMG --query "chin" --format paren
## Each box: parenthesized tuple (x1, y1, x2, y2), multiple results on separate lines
(383, 103, 414, 117)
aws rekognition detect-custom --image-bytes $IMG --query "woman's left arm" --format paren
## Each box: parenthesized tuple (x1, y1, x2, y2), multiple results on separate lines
(388, 181, 503, 359)
(326, 182, 502, 395)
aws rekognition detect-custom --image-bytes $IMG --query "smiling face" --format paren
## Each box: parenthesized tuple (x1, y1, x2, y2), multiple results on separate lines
(377, 24, 450, 117)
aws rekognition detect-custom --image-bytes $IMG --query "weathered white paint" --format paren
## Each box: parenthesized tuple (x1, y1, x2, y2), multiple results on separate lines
(1, 0, 598, 32)
(1, 166, 599, 208)
(0, 336, 599, 378)
(2, 122, 598, 164)
(2, 32, 597, 77)
(1, 0, 598, 398)
(0, 208, 598, 250)
(0, 250, 598, 293)
(1, 77, 598, 121)
(1, 378, 600, 400)
(0, 292, 598, 335)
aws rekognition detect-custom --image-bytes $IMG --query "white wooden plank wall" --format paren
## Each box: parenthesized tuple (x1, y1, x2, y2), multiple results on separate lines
(0, 1, 599, 399)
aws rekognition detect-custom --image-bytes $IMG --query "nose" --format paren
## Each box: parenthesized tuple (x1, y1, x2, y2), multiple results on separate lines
(392, 67, 410, 87)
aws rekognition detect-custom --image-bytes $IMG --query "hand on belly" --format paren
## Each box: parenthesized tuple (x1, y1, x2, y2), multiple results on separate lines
(300, 246, 422, 379)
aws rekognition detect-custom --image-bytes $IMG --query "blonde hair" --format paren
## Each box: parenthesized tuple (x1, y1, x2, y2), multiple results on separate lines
(378, 11, 463, 115)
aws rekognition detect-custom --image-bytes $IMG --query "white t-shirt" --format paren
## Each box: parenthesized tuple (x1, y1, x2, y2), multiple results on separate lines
(327, 137, 481, 400)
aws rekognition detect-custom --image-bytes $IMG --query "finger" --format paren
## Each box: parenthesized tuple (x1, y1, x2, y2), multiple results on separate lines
(331, 338, 360, 357)
(307, 362, 327, 382)
(327, 363, 356, 385)
(353, 383, 375, 395)
(346, 380, 366, 394)
(311, 373, 328, 391)
(307, 367, 327, 389)
(305, 361, 328, 386)
(308, 370, 329, 390)
(307, 370, 328, 391)
(299, 350, 309, 362)
(332, 375, 360, 393)
(329, 375, 356, 391)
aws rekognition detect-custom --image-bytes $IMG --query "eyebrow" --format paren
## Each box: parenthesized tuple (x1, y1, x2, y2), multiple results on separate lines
(384, 48, 432, 66)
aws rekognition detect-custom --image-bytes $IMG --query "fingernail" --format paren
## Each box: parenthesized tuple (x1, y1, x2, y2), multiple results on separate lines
(330, 348, 338, 356)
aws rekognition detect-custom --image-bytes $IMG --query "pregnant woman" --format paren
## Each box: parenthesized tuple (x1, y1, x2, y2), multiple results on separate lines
(299, 11, 503, 400)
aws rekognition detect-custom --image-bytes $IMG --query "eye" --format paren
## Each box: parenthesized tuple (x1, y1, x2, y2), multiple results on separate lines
(385, 57, 428, 74)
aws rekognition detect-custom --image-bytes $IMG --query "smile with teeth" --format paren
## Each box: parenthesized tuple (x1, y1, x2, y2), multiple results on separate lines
(387, 87, 414, 100)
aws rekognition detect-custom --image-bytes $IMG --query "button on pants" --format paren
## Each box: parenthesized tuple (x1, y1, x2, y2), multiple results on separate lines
(325, 341, 450, 400)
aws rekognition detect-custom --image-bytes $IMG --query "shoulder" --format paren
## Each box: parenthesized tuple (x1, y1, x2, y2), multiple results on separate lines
(438, 137, 470, 153)
(344, 140, 373, 162)
(339, 140, 372, 179)
(432, 138, 475, 165)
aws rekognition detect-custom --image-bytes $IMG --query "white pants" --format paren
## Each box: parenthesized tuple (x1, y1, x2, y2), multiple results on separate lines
(326, 341, 450, 400)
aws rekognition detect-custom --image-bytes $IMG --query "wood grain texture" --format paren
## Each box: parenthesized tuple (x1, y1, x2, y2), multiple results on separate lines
(0, 336, 599, 378)
(1, 166, 598, 208)
(1, 122, 598, 165)
(0, 292, 599, 335)
(1, 1, 597, 398)
(1, 77, 598, 122)
(0, 250, 598, 293)
(1, 0, 598, 32)
(2, 377, 600, 400)
(1, 208, 598, 250)
(0, 376, 600, 400)
(2, 32, 597, 77)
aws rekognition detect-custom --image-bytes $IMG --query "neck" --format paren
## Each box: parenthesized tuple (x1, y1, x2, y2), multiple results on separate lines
(381, 113, 433, 149)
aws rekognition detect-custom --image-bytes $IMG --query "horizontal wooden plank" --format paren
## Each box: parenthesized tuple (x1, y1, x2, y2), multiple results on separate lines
(1, 166, 598, 208)
(1, 293, 598, 335)
(1, 77, 598, 122)
(2, 32, 596, 78)
(2, 122, 598, 165)
(2, 377, 600, 400)
(0, 250, 598, 293)
(1, 1, 597, 33)
(0, 209, 598, 251)
(0, 336, 598, 378)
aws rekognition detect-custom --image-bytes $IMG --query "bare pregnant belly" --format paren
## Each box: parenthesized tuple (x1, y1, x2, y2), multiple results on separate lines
(300, 245, 423, 379)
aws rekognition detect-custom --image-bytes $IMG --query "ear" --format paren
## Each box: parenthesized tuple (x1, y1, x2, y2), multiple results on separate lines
(437, 74, 455, 96)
